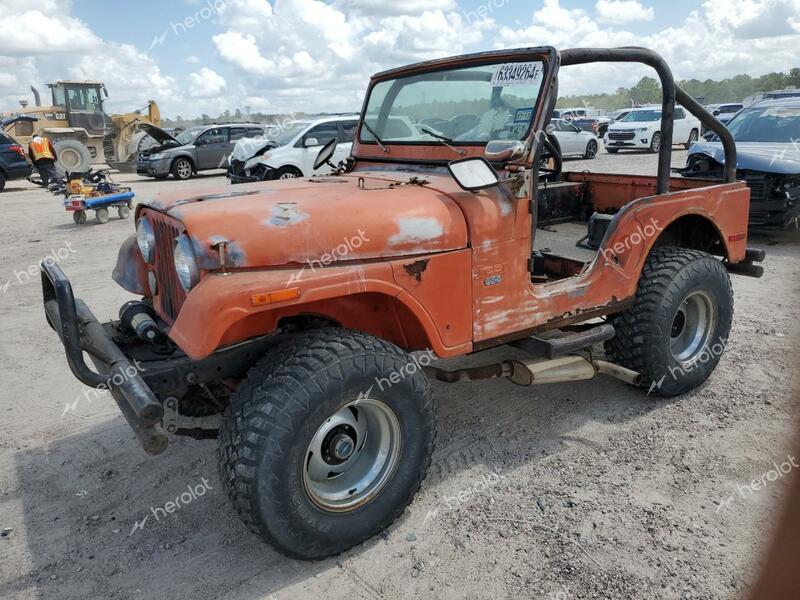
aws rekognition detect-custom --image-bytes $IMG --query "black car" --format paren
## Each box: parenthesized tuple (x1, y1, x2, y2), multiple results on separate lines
(0, 116, 35, 191)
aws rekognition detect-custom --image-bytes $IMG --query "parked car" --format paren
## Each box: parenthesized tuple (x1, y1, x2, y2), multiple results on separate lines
(228, 116, 358, 183)
(0, 115, 35, 191)
(680, 97, 800, 228)
(555, 107, 611, 136)
(137, 123, 268, 180)
(609, 108, 632, 123)
(549, 118, 599, 158)
(604, 105, 700, 153)
(701, 103, 743, 134)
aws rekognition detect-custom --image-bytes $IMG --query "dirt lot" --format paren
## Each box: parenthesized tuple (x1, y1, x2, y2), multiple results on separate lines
(1, 148, 798, 600)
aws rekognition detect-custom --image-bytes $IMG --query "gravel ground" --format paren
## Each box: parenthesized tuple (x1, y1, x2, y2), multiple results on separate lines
(0, 147, 798, 600)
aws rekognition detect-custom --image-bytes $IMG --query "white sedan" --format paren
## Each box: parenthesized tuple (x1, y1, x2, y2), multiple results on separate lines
(549, 119, 599, 159)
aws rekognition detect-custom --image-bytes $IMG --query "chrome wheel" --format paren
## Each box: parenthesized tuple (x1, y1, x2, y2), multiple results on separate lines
(670, 290, 716, 364)
(279, 171, 299, 180)
(303, 398, 402, 512)
(175, 160, 192, 179)
(585, 141, 597, 159)
(650, 133, 661, 153)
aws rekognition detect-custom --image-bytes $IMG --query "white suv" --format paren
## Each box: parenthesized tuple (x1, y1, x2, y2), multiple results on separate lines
(228, 115, 359, 183)
(604, 106, 700, 153)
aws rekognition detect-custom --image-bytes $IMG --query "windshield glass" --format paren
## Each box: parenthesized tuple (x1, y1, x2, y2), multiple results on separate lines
(264, 122, 311, 146)
(176, 127, 204, 145)
(361, 60, 545, 144)
(725, 105, 800, 142)
(620, 110, 661, 122)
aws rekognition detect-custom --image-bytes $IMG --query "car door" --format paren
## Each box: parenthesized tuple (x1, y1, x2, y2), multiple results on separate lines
(298, 122, 340, 174)
(195, 127, 230, 169)
(551, 119, 579, 155)
(336, 120, 358, 163)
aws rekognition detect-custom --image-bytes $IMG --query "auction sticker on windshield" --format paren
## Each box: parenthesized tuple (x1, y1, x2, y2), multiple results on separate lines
(492, 63, 543, 87)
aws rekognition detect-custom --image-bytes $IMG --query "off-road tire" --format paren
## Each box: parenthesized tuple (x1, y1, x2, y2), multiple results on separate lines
(217, 329, 436, 560)
(171, 158, 193, 180)
(685, 128, 699, 150)
(584, 140, 598, 159)
(649, 132, 661, 154)
(273, 166, 303, 180)
(605, 247, 733, 397)
(53, 139, 92, 176)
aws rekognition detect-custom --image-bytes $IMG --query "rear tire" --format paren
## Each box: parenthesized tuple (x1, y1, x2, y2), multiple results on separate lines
(118, 204, 131, 219)
(53, 139, 92, 176)
(217, 329, 436, 560)
(605, 247, 733, 397)
(0, 172, 6, 191)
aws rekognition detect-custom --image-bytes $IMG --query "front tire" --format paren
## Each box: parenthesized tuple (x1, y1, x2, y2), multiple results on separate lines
(649, 132, 661, 153)
(584, 140, 598, 159)
(605, 247, 733, 397)
(217, 329, 436, 559)
(685, 129, 699, 149)
(171, 158, 193, 180)
(273, 166, 302, 180)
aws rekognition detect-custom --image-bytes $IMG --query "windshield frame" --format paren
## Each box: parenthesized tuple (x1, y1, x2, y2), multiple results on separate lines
(176, 127, 205, 145)
(352, 47, 556, 163)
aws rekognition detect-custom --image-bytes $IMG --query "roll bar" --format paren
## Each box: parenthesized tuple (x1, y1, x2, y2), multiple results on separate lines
(560, 47, 737, 193)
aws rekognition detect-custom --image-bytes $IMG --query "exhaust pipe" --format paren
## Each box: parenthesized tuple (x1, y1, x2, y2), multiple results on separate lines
(30, 86, 41, 107)
(424, 355, 641, 388)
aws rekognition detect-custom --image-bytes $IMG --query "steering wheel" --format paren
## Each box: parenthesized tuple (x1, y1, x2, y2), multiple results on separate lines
(538, 133, 562, 182)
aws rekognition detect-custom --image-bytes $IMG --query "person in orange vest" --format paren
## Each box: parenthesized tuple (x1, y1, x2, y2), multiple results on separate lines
(28, 134, 58, 187)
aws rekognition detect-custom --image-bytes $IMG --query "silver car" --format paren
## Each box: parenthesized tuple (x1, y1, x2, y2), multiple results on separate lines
(137, 123, 267, 180)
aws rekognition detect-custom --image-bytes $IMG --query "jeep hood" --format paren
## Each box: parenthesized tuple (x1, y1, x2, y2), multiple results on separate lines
(689, 141, 800, 175)
(141, 172, 470, 268)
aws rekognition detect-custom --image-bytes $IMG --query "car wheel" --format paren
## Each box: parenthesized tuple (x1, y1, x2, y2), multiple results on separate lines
(685, 129, 699, 150)
(95, 208, 110, 224)
(649, 132, 661, 153)
(171, 158, 193, 180)
(274, 166, 303, 180)
(605, 247, 733, 397)
(217, 329, 436, 560)
(584, 140, 598, 159)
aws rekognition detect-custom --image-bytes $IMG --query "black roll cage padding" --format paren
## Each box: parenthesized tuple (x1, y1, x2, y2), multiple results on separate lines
(560, 47, 737, 193)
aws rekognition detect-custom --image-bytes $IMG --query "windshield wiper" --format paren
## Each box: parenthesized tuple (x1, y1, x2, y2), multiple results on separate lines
(420, 127, 466, 156)
(361, 120, 390, 153)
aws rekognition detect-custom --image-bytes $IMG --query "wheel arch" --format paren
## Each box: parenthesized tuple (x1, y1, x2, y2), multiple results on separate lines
(650, 213, 728, 259)
(172, 153, 196, 172)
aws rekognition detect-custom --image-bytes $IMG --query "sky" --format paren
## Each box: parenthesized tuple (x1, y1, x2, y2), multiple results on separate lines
(0, 0, 798, 119)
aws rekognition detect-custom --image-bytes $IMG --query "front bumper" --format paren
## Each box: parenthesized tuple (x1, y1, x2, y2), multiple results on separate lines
(41, 260, 168, 454)
(136, 157, 172, 177)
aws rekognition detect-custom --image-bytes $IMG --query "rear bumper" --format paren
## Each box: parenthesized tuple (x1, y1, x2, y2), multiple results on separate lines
(41, 260, 168, 454)
(4, 162, 33, 179)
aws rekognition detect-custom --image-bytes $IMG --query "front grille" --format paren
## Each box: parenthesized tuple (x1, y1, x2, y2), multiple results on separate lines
(608, 131, 636, 141)
(741, 172, 770, 203)
(148, 212, 186, 323)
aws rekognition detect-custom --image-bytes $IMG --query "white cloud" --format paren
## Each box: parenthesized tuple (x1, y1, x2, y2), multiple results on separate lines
(595, 0, 654, 24)
(187, 67, 226, 97)
(185, 55, 201, 64)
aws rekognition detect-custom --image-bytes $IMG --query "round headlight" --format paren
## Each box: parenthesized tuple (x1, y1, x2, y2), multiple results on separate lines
(136, 218, 155, 263)
(173, 235, 200, 292)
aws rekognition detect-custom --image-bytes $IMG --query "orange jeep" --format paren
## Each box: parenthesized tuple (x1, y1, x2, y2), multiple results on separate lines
(41, 46, 764, 559)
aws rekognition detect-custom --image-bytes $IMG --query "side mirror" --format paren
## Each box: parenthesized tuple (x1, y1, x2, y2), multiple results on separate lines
(485, 140, 526, 163)
(448, 157, 500, 192)
(313, 138, 338, 170)
(304, 137, 320, 148)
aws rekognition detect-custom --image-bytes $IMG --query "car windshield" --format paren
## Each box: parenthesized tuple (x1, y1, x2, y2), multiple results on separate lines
(725, 105, 800, 143)
(176, 127, 204, 145)
(264, 122, 312, 146)
(361, 60, 546, 144)
(620, 110, 661, 122)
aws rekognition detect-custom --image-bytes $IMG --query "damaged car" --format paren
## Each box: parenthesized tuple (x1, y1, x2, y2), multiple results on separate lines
(137, 123, 267, 180)
(227, 116, 359, 183)
(680, 97, 800, 228)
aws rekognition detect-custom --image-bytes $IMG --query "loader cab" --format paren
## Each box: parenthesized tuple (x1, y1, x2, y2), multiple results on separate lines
(49, 81, 111, 136)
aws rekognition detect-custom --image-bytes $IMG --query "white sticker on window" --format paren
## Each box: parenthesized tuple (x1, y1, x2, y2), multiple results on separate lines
(491, 62, 543, 87)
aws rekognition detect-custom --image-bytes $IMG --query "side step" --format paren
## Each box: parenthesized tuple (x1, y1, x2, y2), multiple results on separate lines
(510, 323, 615, 359)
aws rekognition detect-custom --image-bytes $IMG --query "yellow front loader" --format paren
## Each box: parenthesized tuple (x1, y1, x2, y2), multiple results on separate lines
(1, 81, 161, 173)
